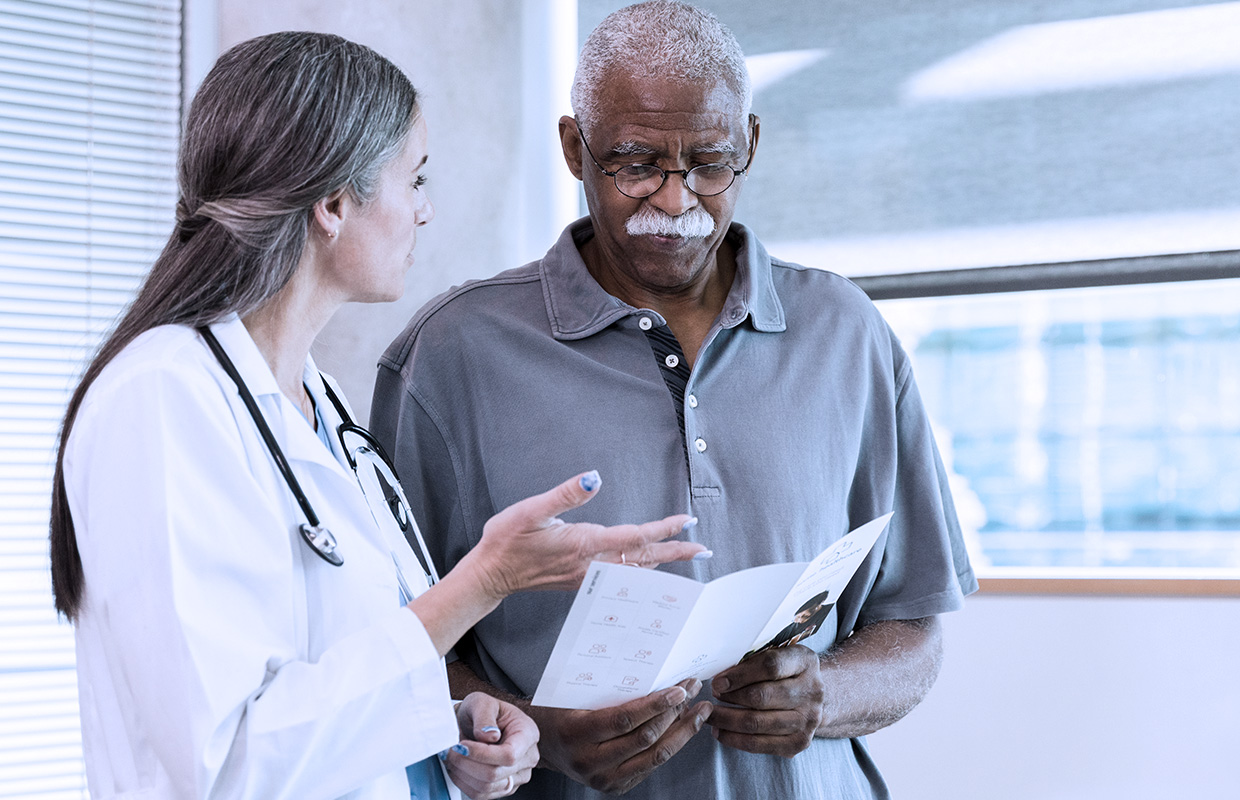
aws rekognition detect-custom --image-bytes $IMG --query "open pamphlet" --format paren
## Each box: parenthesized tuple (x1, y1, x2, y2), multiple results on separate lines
(532, 512, 893, 710)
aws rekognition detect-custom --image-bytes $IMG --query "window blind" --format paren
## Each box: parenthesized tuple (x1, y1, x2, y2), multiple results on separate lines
(0, 1, 180, 796)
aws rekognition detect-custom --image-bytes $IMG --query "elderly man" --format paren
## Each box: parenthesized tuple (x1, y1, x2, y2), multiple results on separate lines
(371, 2, 976, 797)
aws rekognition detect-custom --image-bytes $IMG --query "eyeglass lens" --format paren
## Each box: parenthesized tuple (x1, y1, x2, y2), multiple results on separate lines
(614, 164, 739, 198)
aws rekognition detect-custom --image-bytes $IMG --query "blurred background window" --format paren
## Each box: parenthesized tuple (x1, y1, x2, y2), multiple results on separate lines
(577, 0, 1240, 575)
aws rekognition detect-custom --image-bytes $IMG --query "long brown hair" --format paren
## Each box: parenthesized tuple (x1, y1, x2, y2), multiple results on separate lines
(49, 31, 420, 619)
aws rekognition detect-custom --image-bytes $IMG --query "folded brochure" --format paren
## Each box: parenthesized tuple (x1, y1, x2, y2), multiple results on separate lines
(532, 512, 892, 709)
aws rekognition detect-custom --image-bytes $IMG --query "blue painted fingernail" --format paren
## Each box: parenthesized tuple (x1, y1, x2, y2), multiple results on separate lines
(692, 550, 713, 561)
(437, 749, 448, 762)
(580, 471, 601, 492)
(481, 726, 500, 735)
(680, 517, 698, 533)
(452, 743, 469, 757)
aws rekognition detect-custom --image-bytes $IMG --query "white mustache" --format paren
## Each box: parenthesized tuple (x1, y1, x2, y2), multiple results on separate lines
(625, 206, 716, 238)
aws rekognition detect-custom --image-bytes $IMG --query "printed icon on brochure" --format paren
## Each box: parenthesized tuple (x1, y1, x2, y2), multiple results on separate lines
(692, 653, 708, 664)
(588, 643, 607, 655)
(662, 595, 677, 603)
(650, 619, 663, 629)
(603, 614, 619, 623)
(634, 649, 652, 659)
(575, 672, 593, 682)
(616, 587, 629, 598)
(622, 676, 639, 687)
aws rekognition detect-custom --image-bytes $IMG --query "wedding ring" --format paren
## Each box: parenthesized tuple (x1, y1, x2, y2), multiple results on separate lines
(502, 774, 514, 795)
(620, 552, 627, 565)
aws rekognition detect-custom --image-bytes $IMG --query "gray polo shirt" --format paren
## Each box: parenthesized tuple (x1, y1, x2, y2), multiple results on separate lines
(372, 218, 977, 800)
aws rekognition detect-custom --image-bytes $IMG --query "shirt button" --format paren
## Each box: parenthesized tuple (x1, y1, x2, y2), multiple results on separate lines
(664, 354, 679, 369)
(638, 316, 654, 330)
(694, 438, 707, 453)
(687, 394, 698, 408)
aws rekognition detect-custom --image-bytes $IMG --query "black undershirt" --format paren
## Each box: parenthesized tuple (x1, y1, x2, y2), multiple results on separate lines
(642, 323, 691, 456)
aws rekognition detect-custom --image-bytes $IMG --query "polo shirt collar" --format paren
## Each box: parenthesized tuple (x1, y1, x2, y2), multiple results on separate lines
(540, 217, 787, 341)
(726, 221, 787, 333)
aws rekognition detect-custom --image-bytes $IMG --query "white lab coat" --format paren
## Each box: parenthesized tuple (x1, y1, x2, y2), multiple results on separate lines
(65, 317, 461, 799)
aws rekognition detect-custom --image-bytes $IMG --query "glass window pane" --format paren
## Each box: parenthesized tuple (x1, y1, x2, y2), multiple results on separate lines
(878, 279, 1240, 572)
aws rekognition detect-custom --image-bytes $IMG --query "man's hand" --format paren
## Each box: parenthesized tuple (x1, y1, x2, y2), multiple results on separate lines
(706, 645, 825, 757)
(527, 679, 712, 794)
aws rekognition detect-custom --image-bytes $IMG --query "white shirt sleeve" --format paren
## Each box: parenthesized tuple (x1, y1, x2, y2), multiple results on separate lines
(66, 347, 458, 799)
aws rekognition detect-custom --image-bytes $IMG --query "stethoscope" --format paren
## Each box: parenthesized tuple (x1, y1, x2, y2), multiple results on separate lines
(199, 327, 439, 594)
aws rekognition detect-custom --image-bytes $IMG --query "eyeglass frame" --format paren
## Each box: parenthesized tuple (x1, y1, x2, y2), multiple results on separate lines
(575, 115, 757, 199)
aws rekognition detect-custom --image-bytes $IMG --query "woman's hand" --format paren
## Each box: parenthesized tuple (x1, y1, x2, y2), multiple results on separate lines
(469, 470, 709, 601)
(408, 471, 709, 657)
(441, 693, 539, 799)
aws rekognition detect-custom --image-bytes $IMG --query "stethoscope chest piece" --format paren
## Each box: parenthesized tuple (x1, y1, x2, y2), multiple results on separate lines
(299, 523, 344, 566)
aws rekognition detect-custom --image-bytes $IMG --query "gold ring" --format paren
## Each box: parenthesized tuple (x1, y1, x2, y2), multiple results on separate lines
(502, 774, 514, 794)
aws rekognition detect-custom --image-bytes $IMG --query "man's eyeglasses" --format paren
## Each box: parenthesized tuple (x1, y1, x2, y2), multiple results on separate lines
(577, 117, 754, 199)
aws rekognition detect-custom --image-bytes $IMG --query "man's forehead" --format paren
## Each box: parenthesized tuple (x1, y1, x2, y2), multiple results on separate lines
(593, 72, 747, 135)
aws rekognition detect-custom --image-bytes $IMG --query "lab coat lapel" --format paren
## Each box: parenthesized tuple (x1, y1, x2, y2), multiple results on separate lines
(205, 317, 350, 480)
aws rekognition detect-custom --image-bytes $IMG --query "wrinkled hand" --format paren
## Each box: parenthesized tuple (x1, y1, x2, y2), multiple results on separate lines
(475, 471, 708, 599)
(708, 645, 825, 757)
(442, 693, 539, 799)
(529, 679, 712, 794)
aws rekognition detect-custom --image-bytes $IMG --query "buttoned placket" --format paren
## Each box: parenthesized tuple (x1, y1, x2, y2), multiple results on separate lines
(685, 302, 755, 492)
(634, 305, 748, 498)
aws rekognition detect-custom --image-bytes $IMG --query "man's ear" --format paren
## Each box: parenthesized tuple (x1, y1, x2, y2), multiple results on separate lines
(559, 115, 585, 181)
(746, 113, 761, 169)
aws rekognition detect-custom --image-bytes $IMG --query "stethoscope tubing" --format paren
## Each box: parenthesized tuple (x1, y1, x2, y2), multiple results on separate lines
(199, 327, 323, 529)
(199, 326, 439, 583)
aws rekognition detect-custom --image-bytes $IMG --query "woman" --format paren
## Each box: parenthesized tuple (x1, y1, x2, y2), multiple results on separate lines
(48, 32, 706, 800)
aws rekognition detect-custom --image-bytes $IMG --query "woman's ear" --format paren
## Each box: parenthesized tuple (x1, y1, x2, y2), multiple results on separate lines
(312, 189, 348, 240)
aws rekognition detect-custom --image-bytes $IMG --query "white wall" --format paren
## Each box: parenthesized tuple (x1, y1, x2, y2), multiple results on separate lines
(218, 0, 576, 422)
(868, 594, 1240, 799)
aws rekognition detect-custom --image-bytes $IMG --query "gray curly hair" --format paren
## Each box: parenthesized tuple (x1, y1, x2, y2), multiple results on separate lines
(571, 1, 752, 132)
